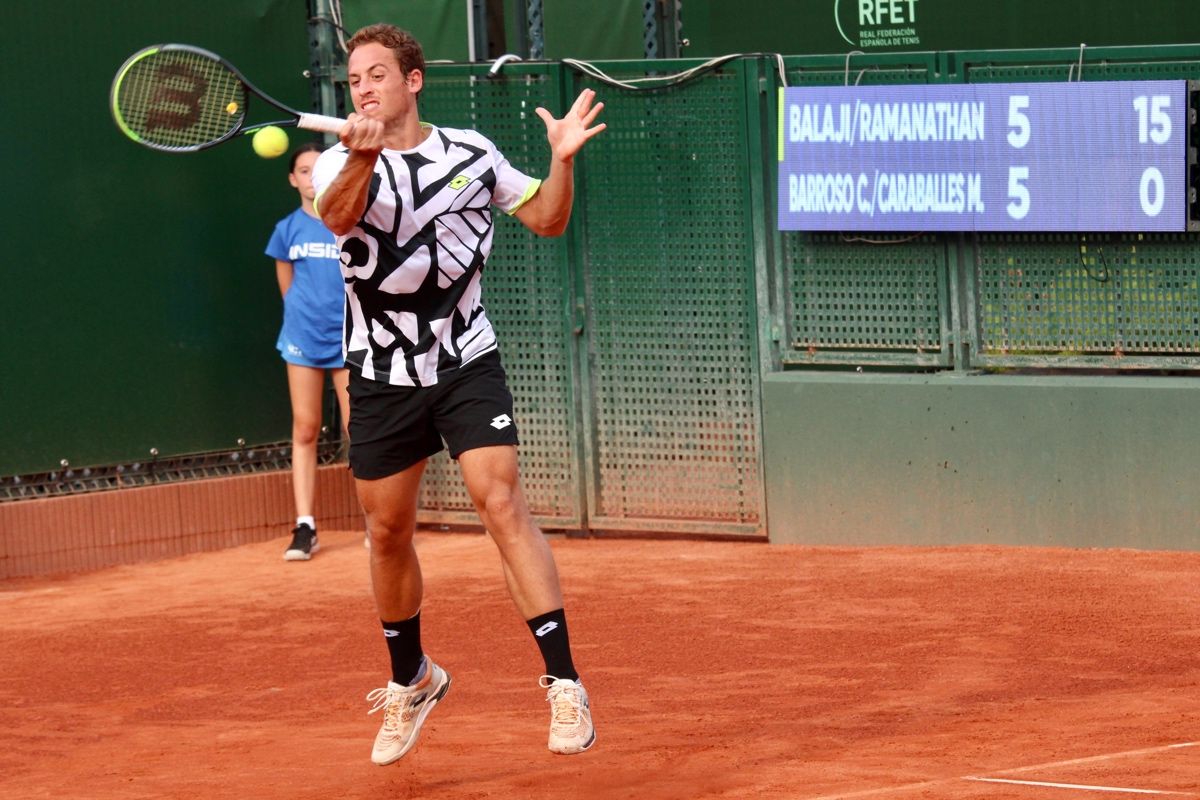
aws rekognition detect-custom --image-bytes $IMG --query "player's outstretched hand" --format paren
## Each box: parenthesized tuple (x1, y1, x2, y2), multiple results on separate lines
(535, 89, 606, 164)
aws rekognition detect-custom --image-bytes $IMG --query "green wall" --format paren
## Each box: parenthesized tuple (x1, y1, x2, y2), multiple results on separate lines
(543, 0, 645, 60)
(0, 0, 310, 475)
(341, 0, 647, 61)
(337, 2, 1200, 63)
(342, 0, 472, 60)
(763, 374, 1200, 550)
(682, 0, 1200, 56)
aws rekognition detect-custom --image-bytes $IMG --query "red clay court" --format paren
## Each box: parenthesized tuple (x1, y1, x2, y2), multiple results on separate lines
(1, 531, 1197, 799)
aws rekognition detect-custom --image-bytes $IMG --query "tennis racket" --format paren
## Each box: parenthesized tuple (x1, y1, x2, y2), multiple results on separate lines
(110, 43, 345, 153)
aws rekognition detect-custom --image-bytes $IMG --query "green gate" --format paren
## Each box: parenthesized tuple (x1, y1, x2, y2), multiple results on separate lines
(571, 60, 766, 535)
(414, 60, 768, 536)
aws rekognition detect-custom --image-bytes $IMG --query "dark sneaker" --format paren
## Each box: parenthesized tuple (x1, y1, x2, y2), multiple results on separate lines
(283, 523, 319, 561)
(366, 660, 452, 765)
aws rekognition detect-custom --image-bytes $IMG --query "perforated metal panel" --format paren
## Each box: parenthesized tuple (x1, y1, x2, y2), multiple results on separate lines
(787, 64, 936, 89)
(415, 68, 582, 525)
(783, 233, 949, 366)
(574, 62, 763, 533)
(964, 57, 1200, 84)
(972, 233, 1200, 366)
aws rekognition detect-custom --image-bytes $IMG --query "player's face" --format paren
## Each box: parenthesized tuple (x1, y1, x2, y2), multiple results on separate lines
(347, 42, 422, 124)
(288, 151, 319, 201)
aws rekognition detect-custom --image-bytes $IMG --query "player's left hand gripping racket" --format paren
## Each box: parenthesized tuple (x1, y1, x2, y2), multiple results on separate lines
(110, 43, 345, 153)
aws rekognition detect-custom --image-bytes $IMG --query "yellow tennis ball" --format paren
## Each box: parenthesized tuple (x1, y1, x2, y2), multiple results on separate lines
(251, 126, 289, 159)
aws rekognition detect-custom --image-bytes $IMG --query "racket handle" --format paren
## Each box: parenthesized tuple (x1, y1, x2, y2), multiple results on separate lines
(297, 113, 347, 134)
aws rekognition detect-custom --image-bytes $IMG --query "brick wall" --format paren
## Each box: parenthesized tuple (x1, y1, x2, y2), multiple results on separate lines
(0, 465, 361, 579)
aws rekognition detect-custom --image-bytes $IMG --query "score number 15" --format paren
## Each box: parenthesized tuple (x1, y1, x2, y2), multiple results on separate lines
(1133, 95, 1171, 217)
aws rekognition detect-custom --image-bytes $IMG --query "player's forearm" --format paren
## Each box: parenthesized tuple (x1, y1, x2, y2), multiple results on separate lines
(316, 152, 379, 235)
(525, 157, 576, 237)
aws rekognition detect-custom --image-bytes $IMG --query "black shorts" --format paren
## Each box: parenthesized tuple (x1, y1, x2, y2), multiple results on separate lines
(347, 350, 520, 480)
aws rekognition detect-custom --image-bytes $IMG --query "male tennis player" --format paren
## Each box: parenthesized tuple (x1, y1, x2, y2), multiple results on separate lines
(311, 24, 604, 763)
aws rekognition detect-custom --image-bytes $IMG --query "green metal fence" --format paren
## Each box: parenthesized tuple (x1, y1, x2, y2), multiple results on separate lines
(571, 60, 765, 534)
(778, 53, 955, 369)
(9, 38, 1200, 538)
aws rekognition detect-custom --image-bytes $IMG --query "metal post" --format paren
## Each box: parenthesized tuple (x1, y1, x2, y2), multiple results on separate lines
(468, 0, 489, 61)
(306, 0, 345, 142)
(643, 0, 659, 58)
(527, 0, 545, 60)
(508, 0, 530, 58)
(662, 0, 683, 59)
(644, 0, 684, 60)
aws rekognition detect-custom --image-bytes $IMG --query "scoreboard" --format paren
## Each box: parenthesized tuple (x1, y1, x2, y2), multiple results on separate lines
(776, 80, 1194, 232)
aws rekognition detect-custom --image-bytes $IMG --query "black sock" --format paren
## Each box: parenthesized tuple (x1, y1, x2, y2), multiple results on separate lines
(526, 608, 579, 682)
(381, 612, 424, 685)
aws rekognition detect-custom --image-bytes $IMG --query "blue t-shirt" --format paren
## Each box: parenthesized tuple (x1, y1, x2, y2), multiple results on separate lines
(265, 208, 344, 368)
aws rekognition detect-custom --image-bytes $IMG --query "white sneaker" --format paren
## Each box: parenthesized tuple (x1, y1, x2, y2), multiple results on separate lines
(366, 660, 451, 765)
(539, 675, 596, 754)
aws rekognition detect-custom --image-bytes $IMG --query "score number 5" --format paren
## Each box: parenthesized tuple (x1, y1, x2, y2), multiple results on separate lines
(1133, 95, 1171, 217)
(1007, 96, 1030, 220)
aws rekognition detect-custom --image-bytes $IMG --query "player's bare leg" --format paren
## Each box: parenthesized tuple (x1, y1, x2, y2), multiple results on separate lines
(459, 446, 562, 616)
(357, 460, 451, 764)
(359, 462, 426, 619)
(459, 445, 595, 754)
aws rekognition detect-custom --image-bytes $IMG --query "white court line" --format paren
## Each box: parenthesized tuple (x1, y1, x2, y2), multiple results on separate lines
(803, 779, 962, 800)
(965, 777, 1190, 795)
(987, 741, 1200, 776)
(802, 742, 1200, 800)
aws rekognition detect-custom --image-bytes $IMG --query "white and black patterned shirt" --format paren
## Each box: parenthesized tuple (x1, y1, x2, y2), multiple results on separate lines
(312, 125, 540, 386)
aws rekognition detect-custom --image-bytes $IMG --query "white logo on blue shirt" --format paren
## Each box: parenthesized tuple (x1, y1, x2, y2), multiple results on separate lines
(288, 242, 341, 260)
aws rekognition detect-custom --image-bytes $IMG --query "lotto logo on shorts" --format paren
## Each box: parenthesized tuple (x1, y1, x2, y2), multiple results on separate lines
(490, 414, 513, 430)
(449, 174, 471, 190)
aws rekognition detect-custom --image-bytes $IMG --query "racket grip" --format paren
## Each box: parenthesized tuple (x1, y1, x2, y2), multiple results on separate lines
(297, 113, 347, 134)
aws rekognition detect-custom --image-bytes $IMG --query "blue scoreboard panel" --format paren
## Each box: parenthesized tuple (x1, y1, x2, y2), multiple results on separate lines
(777, 80, 1193, 232)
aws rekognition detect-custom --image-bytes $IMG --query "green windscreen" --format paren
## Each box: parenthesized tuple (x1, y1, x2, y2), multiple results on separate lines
(0, 0, 311, 476)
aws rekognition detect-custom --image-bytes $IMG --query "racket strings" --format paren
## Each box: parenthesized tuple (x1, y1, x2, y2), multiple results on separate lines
(115, 50, 246, 150)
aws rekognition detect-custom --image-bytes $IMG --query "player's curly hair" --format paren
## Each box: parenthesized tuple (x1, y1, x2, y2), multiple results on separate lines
(347, 24, 426, 78)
